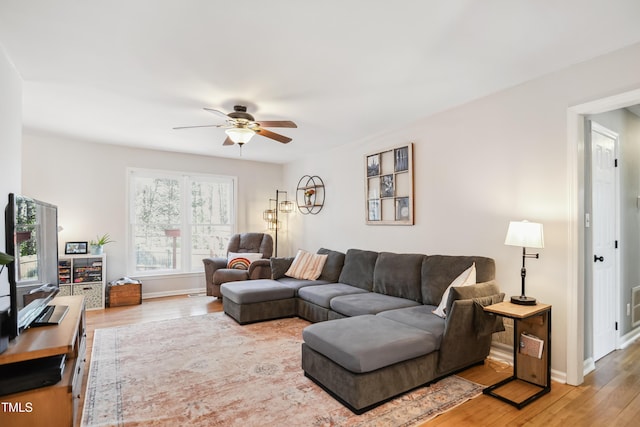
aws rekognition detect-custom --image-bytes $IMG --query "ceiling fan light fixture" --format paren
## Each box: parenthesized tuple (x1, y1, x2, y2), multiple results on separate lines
(225, 127, 255, 144)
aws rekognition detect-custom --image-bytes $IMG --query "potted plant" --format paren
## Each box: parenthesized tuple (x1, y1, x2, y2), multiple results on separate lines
(0, 251, 14, 274)
(304, 188, 315, 206)
(89, 233, 114, 255)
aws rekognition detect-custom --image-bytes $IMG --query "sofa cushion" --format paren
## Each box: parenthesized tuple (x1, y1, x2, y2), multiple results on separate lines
(421, 255, 495, 305)
(330, 292, 420, 317)
(286, 250, 328, 280)
(270, 257, 294, 279)
(302, 315, 437, 373)
(432, 263, 476, 318)
(445, 280, 501, 316)
(276, 277, 332, 293)
(373, 252, 425, 303)
(317, 248, 346, 282)
(338, 249, 379, 291)
(220, 279, 294, 304)
(377, 305, 446, 347)
(298, 283, 369, 308)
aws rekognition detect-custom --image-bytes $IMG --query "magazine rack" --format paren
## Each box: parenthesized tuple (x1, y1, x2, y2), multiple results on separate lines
(483, 301, 552, 409)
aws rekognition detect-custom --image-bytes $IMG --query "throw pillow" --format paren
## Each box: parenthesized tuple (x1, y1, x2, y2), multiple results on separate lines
(432, 262, 476, 318)
(270, 257, 295, 279)
(285, 249, 328, 280)
(227, 252, 263, 270)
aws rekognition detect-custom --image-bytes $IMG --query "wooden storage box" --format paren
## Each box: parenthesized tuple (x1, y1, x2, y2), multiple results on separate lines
(106, 282, 142, 307)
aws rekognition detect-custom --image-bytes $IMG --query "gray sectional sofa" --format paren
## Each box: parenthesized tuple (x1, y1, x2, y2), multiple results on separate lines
(220, 248, 504, 413)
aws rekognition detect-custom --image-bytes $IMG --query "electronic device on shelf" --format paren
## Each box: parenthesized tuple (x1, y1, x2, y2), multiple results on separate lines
(0, 354, 66, 396)
(2, 193, 60, 339)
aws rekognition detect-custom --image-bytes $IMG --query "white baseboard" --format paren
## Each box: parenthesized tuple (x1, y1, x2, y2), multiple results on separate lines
(619, 327, 640, 349)
(142, 287, 207, 300)
(489, 342, 567, 384)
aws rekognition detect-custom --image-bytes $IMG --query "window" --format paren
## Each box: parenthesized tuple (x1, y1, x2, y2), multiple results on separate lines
(128, 169, 236, 275)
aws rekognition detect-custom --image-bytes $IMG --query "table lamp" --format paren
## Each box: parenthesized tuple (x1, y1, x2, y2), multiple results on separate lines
(504, 220, 544, 305)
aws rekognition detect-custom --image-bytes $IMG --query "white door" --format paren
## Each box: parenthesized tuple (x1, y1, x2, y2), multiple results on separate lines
(590, 121, 619, 361)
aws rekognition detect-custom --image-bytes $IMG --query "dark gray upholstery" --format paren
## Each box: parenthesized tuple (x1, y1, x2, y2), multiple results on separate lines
(444, 280, 501, 316)
(276, 277, 332, 294)
(203, 233, 274, 297)
(337, 249, 379, 290)
(376, 305, 445, 347)
(472, 293, 506, 337)
(219, 249, 501, 413)
(220, 279, 294, 304)
(373, 252, 425, 302)
(298, 283, 368, 308)
(317, 248, 346, 282)
(223, 297, 296, 325)
(302, 344, 439, 414)
(270, 257, 294, 279)
(421, 255, 495, 305)
(330, 292, 420, 317)
(302, 315, 437, 373)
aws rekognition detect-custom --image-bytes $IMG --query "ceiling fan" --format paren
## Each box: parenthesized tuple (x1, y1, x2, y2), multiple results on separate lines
(174, 105, 297, 146)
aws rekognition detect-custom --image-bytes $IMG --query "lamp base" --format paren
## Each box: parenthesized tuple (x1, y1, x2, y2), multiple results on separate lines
(510, 295, 537, 306)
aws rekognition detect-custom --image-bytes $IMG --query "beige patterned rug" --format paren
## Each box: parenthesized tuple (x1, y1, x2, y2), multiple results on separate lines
(82, 313, 483, 427)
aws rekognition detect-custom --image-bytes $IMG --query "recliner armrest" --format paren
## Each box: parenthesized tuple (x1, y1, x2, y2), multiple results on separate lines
(203, 257, 227, 286)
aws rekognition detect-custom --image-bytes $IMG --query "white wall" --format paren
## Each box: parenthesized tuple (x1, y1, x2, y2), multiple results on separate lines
(0, 45, 22, 311)
(284, 42, 640, 379)
(22, 134, 283, 297)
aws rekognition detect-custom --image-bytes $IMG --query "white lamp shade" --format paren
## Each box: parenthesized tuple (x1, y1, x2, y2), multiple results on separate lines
(225, 127, 255, 144)
(505, 220, 544, 248)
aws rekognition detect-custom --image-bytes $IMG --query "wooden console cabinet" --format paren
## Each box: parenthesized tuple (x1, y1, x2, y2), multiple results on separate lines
(0, 295, 86, 427)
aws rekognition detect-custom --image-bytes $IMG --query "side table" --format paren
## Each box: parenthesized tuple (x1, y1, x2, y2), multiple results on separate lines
(483, 301, 551, 409)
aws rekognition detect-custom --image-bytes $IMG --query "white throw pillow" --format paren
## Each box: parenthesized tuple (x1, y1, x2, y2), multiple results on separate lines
(285, 249, 328, 280)
(227, 252, 263, 270)
(432, 262, 476, 318)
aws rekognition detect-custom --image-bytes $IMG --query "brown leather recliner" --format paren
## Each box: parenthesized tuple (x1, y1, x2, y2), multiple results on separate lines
(202, 233, 274, 297)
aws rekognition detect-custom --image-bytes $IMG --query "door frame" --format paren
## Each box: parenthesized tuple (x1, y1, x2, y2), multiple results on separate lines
(566, 88, 640, 385)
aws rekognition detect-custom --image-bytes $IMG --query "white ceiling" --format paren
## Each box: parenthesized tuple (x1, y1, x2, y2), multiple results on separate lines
(2, 1, 640, 164)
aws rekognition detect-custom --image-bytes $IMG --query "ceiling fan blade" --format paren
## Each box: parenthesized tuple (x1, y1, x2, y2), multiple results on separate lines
(255, 127, 292, 144)
(173, 124, 225, 130)
(255, 120, 297, 128)
(203, 107, 231, 120)
(222, 136, 234, 146)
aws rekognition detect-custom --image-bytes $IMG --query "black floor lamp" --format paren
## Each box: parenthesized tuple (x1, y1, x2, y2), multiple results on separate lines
(263, 190, 294, 257)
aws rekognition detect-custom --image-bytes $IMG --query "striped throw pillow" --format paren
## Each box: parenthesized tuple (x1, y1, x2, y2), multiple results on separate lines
(285, 250, 328, 280)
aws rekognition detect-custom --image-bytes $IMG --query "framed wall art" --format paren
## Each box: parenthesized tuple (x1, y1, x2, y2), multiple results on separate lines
(365, 143, 414, 225)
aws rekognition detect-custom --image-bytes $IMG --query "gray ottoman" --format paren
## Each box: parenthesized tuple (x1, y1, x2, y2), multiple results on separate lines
(301, 315, 440, 413)
(221, 279, 296, 324)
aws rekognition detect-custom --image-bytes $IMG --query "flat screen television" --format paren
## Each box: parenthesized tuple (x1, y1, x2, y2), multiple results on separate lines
(4, 193, 60, 338)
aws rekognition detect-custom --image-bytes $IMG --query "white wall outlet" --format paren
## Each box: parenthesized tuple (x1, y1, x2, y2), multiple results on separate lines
(627, 303, 631, 316)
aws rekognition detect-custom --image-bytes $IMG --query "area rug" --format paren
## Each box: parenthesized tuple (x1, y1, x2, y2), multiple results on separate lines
(82, 313, 483, 427)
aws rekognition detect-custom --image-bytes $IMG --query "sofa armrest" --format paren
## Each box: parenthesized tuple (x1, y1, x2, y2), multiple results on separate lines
(437, 299, 493, 375)
(203, 257, 227, 287)
(248, 258, 272, 280)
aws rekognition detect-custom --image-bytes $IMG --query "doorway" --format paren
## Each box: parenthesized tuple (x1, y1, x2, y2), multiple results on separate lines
(566, 88, 640, 386)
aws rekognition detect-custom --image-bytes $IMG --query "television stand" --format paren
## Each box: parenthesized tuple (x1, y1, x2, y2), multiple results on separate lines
(0, 296, 86, 427)
(31, 304, 69, 326)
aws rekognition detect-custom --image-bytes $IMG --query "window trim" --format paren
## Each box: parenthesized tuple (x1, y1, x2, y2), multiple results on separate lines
(126, 167, 237, 277)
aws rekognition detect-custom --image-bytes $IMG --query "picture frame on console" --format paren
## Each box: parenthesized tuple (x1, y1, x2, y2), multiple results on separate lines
(65, 241, 88, 255)
(365, 143, 414, 225)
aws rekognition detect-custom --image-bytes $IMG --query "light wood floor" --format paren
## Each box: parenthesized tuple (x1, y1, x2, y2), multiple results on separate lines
(80, 295, 640, 427)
